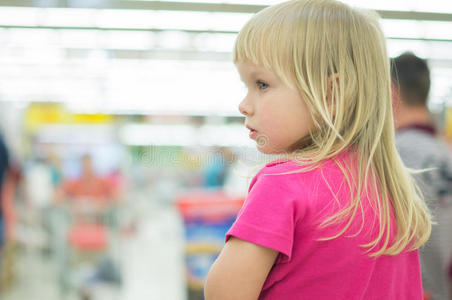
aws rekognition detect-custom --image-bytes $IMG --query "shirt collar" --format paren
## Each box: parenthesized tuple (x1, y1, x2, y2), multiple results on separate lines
(397, 123, 437, 136)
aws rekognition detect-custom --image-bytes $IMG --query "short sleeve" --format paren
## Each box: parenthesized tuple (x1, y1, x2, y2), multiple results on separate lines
(225, 169, 302, 263)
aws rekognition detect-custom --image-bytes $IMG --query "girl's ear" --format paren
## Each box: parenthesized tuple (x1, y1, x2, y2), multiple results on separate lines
(326, 73, 340, 104)
(326, 74, 340, 119)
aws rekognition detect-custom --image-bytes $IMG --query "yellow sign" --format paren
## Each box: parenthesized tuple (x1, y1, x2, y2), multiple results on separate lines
(25, 103, 114, 132)
(73, 113, 113, 124)
(446, 107, 452, 141)
(25, 103, 69, 132)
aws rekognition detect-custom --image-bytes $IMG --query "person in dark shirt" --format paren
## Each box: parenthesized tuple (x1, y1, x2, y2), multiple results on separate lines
(0, 134, 9, 248)
(0, 133, 9, 293)
(391, 52, 452, 300)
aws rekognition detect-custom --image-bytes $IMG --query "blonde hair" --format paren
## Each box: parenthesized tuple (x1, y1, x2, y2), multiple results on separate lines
(234, 0, 432, 256)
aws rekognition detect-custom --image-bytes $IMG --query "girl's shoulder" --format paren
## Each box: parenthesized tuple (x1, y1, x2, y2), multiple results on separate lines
(254, 160, 305, 183)
(250, 154, 353, 197)
(244, 156, 351, 219)
(258, 156, 343, 178)
(250, 158, 331, 190)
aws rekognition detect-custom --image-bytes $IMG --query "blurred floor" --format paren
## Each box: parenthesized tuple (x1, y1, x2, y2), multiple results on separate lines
(3, 200, 187, 300)
(120, 204, 186, 300)
(4, 247, 78, 300)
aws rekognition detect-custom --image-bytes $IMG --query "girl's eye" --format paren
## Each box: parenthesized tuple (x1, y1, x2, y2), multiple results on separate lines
(257, 80, 269, 90)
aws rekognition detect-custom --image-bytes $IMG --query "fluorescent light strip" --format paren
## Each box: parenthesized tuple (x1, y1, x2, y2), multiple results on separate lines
(1, 7, 452, 43)
(381, 19, 452, 41)
(342, 0, 452, 14)
(0, 7, 252, 32)
(3, 27, 236, 52)
(121, 0, 452, 13)
(2, 24, 452, 56)
(142, 0, 281, 4)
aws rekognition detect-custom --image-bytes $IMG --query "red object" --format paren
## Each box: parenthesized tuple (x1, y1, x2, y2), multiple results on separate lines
(62, 177, 114, 206)
(176, 191, 244, 221)
(423, 291, 431, 300)
(449, 258, 452, 279)
(68, 224, 107, 251)
(1, 166, 21, 242)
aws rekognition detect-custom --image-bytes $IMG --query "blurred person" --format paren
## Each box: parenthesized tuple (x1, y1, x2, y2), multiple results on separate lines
(48, 151, 62, 188)
(55, 154, 119, 212)
(23, 152, 66, 255)
(391, 52, 452, 300)
(22, 155, 54, 255)
(0, 134, 9, 253)
(24, 155, 54, 211)
(203, 147, 234, 188)
(53, 154, 121, 298)
(0, 136, 21, 292)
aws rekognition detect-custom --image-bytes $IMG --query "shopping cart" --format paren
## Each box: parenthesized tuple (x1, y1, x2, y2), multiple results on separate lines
(56, 197, 121, 298)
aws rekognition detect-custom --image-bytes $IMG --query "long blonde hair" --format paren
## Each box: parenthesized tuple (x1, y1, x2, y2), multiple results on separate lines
(234, 0, 432, 256)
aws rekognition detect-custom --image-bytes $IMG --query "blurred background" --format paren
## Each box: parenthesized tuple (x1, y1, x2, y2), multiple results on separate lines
(0, 1, 451, 300)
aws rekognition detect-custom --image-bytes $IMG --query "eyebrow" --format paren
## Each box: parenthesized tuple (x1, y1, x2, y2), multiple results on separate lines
(241, 71, 269, 82)
(238, 66, 274, 82)
(240, 73, 265, 84)
(249, 70, 267, 77)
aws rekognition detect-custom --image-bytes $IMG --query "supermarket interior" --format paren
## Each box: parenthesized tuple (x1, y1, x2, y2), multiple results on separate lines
(0, 0, 451, 300)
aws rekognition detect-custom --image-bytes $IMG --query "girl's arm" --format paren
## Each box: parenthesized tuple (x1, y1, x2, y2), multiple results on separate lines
(204, 236, 278, 300)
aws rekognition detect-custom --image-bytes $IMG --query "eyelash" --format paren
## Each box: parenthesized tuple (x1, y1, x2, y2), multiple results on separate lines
(256, 80, 269, 90)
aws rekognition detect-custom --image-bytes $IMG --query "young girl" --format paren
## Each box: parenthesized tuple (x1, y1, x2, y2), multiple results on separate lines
(204, 0, 432, 299)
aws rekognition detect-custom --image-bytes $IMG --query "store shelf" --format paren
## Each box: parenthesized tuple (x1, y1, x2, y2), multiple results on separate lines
(118, 124, 252, 147)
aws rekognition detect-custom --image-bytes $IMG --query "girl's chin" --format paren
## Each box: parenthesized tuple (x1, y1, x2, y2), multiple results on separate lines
(256, 148, 272, 155)
(256, 145, 285, 155)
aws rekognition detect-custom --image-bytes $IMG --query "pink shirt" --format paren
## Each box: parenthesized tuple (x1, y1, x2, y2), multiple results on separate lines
(226, 153, 422, 299)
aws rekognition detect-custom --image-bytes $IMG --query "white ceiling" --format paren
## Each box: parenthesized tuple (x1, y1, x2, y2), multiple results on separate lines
(0, 1, 451, 115)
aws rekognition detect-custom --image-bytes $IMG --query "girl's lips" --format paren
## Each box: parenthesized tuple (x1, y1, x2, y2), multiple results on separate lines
(249, 129, 258, 139)
(246, 125, 258, 139)
(246, 124, 256, 131)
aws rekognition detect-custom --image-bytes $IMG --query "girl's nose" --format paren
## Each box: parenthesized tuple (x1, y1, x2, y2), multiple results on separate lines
(238, 98, 252, 116)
